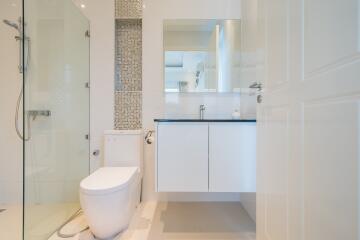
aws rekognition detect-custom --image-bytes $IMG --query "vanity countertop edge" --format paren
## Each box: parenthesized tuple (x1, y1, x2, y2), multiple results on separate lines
(154, 119, 257, 123)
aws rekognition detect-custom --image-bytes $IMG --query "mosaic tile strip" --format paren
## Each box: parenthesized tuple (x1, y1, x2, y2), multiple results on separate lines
(115, 0, 143, 19)
(115, 19, 142, 91)
(115, 91, 142, 130)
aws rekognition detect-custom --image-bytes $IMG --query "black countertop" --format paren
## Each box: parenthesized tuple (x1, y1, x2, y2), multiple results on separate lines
(154, 119, 256, 123)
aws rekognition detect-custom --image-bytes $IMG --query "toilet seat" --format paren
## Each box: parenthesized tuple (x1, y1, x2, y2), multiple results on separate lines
(80, 167, 138, 195)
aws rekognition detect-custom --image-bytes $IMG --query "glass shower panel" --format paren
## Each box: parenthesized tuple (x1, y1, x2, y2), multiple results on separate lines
(23, 0, 89, 239)
(0, 0, 23, 240)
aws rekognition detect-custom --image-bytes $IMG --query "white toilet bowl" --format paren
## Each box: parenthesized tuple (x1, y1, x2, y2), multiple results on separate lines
(80, 167, 140, 239)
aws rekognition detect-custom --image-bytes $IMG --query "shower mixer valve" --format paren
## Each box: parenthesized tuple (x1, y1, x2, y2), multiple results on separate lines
(27, 110, 51, 120)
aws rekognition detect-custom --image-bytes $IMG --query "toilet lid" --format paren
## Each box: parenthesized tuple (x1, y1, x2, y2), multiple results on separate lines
(80, 167, 138, 195)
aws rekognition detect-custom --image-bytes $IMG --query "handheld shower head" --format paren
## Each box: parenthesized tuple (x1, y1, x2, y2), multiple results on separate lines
(3, 19, 20, 31)
(3, 17, 30, 74)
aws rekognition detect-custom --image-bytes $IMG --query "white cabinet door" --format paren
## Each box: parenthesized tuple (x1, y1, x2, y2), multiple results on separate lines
(157, 123, 209, 192)
(209, 122, 256, 192)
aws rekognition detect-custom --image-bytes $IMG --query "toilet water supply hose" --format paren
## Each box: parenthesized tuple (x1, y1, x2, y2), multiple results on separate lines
(57, 133, 150, 238)
(56, 209, 89, 238)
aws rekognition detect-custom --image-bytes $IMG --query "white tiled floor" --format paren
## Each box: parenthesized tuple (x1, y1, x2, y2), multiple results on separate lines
(146, 202, 256, 240)
(0, 204, 22, 240)
(49, 202, 256, 240)
(48, 201, 158, 240)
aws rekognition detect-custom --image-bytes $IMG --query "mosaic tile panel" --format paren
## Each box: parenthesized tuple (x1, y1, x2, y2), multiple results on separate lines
(115, 91, 142, 130)
(115, 19, 142, 91)
(115, 0, 143, 19)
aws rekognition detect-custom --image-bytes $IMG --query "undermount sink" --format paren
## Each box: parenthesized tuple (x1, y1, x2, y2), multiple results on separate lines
(154, 119, 256, 122)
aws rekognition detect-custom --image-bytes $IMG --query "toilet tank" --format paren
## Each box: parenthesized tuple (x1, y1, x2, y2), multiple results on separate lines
(104, 130, 143, 171)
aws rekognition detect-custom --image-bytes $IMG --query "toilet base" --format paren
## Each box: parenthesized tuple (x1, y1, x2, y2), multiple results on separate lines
(92, 229, 125, 240)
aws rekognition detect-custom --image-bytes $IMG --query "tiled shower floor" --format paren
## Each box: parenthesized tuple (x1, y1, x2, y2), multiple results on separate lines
(49, 202, 256, 240)
(0, 203, 79, 240)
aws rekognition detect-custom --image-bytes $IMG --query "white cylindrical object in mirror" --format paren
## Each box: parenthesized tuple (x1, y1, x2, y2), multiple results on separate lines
(218, 20, 236, 92)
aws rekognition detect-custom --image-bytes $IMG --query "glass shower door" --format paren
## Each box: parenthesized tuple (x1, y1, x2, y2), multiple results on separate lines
(0, 1, 24, 240)
(23, 1, 89, 239)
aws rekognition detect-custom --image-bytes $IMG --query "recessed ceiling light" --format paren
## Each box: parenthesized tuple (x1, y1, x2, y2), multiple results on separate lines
(81, 4, 86, 8)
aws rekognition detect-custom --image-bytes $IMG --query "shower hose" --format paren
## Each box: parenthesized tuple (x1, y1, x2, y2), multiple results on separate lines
(15, 37, 31, 141)
(15, 83, 30, 141)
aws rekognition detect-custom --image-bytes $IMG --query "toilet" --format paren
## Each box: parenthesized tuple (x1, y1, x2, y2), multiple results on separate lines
(80, 130, 143, 239)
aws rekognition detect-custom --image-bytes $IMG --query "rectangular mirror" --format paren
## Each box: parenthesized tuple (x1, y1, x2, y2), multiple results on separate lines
(164, 19, 242, 93)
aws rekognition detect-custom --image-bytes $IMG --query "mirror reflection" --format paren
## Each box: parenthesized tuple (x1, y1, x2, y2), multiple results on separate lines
(164, 19, 242, 93)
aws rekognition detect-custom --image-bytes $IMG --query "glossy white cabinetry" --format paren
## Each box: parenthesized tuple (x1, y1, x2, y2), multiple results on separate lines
(156, 121, 256, 193)
(156, 123, 209, 192)
(209, 123, 256, 192)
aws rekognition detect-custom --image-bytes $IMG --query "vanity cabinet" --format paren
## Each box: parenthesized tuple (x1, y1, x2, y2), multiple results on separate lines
(157, 123, 209, 192)
(209, 123, 256, 192)
(155, 120, 256, 193)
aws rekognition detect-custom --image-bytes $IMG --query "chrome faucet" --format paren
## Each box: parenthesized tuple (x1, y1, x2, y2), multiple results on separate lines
(199, 104, 206, 120)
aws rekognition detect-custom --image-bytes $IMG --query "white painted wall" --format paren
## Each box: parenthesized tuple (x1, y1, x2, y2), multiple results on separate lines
(142, 0, 245, 202)
(0, 0, 23, 205)
(73, 0, 115, 173)
(237, 0, 258, 222)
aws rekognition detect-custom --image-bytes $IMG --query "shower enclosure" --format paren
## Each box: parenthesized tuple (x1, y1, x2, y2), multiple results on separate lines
(0, 0, 90, 239)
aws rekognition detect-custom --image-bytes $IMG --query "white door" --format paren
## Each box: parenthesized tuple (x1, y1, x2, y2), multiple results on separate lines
(257, 0, 360, 240)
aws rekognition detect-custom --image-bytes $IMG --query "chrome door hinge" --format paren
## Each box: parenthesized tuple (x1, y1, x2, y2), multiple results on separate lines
(85, 30, 90, 38)
(85, 134, 90, 140)
(85, 82, 90, 88)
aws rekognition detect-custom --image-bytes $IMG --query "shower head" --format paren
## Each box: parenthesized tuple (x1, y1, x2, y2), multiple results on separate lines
(3, 19, 20, 31)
